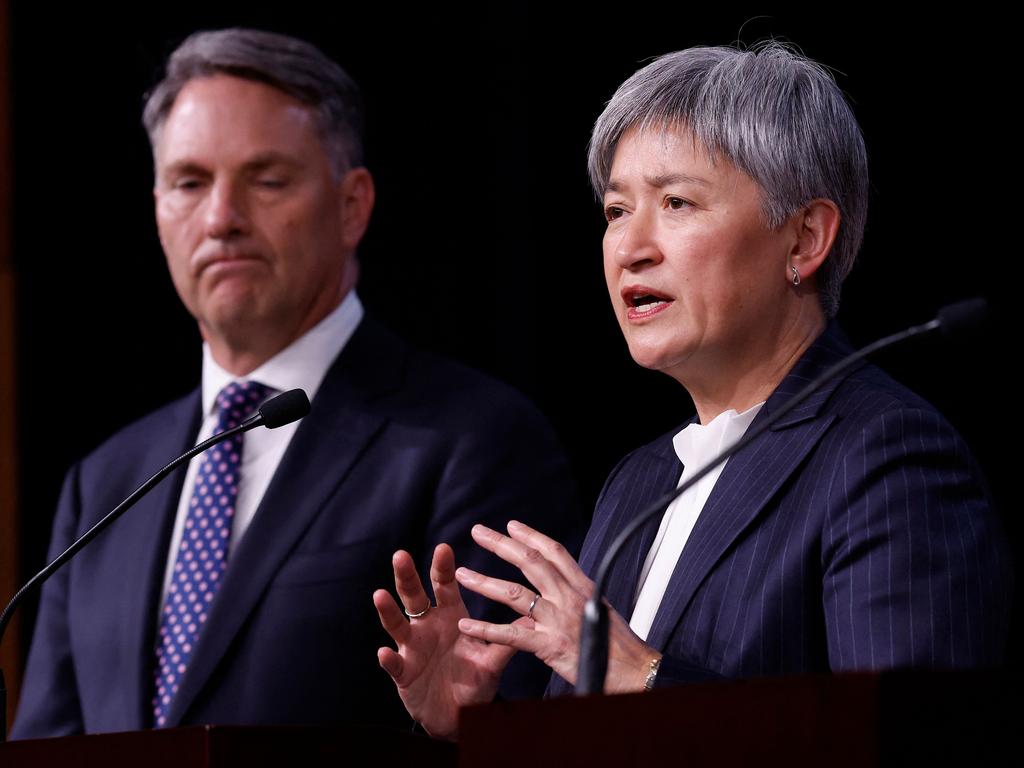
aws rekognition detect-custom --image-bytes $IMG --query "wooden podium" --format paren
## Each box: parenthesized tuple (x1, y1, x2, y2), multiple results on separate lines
(0, 672, 1013, 766)
(460, 670, 1015, 766)
(0, 724, 457, 767)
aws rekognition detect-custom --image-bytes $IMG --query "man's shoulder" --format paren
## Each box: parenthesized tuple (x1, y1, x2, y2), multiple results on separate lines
(347, 316, 556, 436)
(409, 347, 543, 418)
(81, 389, 200, 468)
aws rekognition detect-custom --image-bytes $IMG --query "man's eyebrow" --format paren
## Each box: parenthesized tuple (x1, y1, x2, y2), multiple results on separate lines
(159, 152, 302, 176)
(605, 172, 711, 195)
(160, 160, 208, 178)
(240, 152, 303, 172)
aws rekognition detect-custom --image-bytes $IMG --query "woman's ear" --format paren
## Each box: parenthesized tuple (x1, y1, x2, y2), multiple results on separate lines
(787, 198, 840, 285)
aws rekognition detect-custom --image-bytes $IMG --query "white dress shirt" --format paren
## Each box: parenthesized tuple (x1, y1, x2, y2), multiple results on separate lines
(159, 291, 364, 603)
(628, 401, 765, 641)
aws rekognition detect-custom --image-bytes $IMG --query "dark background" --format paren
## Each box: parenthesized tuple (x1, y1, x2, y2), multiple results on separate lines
(7, 5, 1016, 670)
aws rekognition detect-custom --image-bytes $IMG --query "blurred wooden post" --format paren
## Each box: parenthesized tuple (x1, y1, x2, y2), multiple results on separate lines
(0, 0, 22, 736)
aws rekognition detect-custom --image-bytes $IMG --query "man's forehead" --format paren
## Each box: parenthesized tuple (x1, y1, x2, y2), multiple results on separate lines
(155, 75, 322, 167)
(164, 74, 315, 126)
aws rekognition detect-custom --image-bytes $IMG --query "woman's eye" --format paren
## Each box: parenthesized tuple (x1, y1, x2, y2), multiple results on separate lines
(604, 206, 625, 222)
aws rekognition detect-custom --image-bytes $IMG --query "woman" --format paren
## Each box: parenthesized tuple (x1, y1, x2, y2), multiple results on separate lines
(372, 43, 1011, 738)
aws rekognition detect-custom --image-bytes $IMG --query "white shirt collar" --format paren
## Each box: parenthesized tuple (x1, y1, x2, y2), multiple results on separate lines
(201, 291, 364, 416)
(672, 401, 765, 472)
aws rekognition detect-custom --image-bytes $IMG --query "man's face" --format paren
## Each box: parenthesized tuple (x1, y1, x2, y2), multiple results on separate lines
(154, 75, 367, 363)
(602, 126, 795, 383)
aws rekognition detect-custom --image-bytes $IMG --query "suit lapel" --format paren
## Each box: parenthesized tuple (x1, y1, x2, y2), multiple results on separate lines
(164, 318, 405, 725)
(547, 440, 679, 699)
(114, 391, 202, 729)
(597, 441, 681, 618)
(644, 324, 860, 651)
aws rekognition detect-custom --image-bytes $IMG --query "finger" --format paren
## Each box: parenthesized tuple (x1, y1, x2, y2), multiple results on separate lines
(373, 588, 411, 644)
(478, 641, 519, 673)
(470, 524, 561, 595)
(506, 520, 593, 594)
(392, 550, 432, 615)
(455, 567, 549, 622)
(471, 616, 532, 670)
(457, 617, 545, 655)
(429, 543, 463, 609)
(377, 646, 404, 682)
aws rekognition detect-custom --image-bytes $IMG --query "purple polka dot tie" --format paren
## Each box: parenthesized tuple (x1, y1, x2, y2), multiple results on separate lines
(152, 380, 273, 728)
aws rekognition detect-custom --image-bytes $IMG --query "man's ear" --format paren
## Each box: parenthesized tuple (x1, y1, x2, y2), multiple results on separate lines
(338, 167, 375, 250)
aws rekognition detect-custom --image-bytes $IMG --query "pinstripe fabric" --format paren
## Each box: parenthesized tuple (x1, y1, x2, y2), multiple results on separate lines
(548, 323, 1012, 695)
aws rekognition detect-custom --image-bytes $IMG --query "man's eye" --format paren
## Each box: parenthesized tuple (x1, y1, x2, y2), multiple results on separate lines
(666, 196, 691, 210)
(173, 178, 203, 191)
(256, 178, 287, 189)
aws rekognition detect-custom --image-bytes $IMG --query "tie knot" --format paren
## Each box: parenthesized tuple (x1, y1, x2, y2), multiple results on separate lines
(215, 381, 274, 430)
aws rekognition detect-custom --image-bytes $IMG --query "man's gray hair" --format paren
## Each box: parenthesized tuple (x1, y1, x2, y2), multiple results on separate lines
(589, 43, 868, 318)
(143, 28, 364, 174)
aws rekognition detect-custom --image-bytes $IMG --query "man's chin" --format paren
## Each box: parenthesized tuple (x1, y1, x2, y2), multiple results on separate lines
(198, 303, 268, 346)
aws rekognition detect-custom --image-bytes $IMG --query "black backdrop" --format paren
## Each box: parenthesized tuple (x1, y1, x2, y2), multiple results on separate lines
(9, 5, 1016, 663)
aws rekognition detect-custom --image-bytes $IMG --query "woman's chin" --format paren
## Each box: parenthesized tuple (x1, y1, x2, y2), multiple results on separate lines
(627, 345, 692, 379)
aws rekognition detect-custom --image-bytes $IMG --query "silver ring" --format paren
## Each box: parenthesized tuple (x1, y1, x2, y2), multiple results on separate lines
(527, 593, 541, 620)
(405, 604, 431, 619)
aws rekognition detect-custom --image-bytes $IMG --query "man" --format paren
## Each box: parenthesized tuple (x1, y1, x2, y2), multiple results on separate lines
(12, 28, 579, 737)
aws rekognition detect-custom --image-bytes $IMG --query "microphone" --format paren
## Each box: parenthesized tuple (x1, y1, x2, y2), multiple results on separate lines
(0, 388, 310, 740)
(259, 387, 311, 428)
(936, 298, 988, 341)
(575, 300, 989, 695)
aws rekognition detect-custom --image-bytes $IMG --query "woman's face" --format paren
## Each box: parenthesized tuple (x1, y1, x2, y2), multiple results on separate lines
(602, 126, 797, 384)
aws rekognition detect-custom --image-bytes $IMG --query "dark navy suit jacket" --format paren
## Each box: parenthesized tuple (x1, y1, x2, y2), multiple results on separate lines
(13, 316, 581, 737)
(549, 324, 1011, 695)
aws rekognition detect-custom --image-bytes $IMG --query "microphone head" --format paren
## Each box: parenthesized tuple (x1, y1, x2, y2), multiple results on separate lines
(259, 389, 310, 429)
(937, 298, 989, 340)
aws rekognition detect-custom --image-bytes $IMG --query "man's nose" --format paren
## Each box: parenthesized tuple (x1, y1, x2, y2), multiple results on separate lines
(204, 179, 249, 239)
(609, 207, 663, 271)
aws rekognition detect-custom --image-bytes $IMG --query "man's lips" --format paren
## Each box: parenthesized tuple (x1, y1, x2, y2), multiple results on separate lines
(192, 251, 265, 278)
(621, 285, 674, 321)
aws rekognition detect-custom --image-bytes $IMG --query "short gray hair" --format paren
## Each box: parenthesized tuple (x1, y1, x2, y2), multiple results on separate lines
(589, 43, 868, 318)
(143, 28, 364, 174)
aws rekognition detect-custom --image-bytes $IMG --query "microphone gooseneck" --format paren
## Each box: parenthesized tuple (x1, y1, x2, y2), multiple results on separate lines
(0, 388, 309, 740)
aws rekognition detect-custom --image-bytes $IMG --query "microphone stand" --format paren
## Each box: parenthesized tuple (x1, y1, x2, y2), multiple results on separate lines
(0, 389, 310, 740)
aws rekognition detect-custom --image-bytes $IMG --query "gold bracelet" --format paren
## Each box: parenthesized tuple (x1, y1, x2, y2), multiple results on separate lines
(643, 656, 662, 691)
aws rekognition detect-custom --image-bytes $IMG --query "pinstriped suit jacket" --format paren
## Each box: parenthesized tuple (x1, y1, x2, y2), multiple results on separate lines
(549, 323, 1012, 695)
